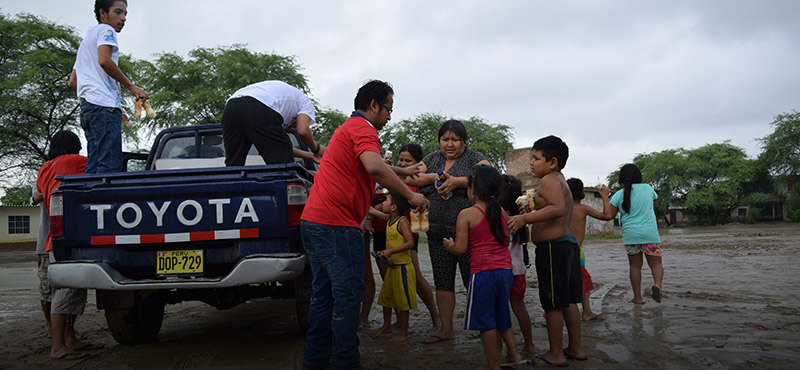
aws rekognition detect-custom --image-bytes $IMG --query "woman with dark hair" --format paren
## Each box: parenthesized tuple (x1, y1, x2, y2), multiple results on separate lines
(406, 120, 490, 344)
(605, 163, 664, 304)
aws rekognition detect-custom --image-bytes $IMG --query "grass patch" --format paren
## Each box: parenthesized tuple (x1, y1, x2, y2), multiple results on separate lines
(584, 231, 622, 240)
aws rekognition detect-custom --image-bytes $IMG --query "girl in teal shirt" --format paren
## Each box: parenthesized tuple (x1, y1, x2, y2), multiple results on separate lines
(607, 164, 664, 304)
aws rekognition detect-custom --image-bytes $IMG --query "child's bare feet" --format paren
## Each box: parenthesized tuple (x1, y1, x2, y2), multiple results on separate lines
(582, 313, 605, 322)
(372, 325, 391, 338)
(389, 333, 407, 342)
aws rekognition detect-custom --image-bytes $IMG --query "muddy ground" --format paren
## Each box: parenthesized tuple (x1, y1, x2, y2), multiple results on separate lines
(1, 223, 799, 369)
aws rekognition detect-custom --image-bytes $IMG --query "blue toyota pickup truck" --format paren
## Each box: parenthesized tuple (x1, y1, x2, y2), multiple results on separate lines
(47, 124, 315, 344)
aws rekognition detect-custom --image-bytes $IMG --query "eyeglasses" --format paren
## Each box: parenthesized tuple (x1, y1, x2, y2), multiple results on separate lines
(380, 104, 393, 114)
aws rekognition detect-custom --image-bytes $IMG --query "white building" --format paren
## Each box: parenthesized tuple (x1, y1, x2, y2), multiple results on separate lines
(0, 205, 41, 249)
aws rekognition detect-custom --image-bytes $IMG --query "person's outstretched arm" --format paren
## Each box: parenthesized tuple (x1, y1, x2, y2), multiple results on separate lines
(69, 70, 77, 91)
(97, 45, 148, 100)
(360, 151, 429, 212)
(443, 209, 471, 255)
(295, 114, 325, 158)
(586, 185, 614, 221)
(507, 175, 568, 235)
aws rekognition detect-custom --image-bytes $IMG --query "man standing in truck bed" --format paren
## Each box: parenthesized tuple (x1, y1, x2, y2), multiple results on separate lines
(300, 80, 429, 370)
(222, 80, 326, 166)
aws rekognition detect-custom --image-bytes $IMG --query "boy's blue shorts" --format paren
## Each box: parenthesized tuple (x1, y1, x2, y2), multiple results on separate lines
(464, 269, 513, 331)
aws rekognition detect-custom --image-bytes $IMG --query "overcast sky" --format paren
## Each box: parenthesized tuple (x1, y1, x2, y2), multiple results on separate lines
(3, 0, 799, 185)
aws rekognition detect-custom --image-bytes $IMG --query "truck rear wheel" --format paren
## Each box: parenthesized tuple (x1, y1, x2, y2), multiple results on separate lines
(105, 296, 165, 344)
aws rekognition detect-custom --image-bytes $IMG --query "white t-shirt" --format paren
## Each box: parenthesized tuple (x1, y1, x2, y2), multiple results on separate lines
(228, 81, 316, 128)
(73, 24, 121, 108)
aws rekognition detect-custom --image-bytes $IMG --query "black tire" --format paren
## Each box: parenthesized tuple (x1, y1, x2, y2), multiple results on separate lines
(105, 295, 165, 344)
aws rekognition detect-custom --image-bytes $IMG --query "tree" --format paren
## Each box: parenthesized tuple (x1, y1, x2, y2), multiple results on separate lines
(607, 142, 761, 225)
(0, 12, 81, 184)
(682, 142, 760, 224)
(133, 45, 310, 135)
(0, 185, 31, 206)
(312, 108, 348, 145)
(759, 110, 800, 178)
(379, 113, 514, 170)
(786, 184, 800, 222)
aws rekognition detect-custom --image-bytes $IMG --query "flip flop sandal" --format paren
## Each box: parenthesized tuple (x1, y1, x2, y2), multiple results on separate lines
(652, 286, 662, 303)
(527, 354, 568, 367)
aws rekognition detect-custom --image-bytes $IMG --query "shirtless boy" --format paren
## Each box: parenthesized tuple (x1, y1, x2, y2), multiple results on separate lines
(508, 135, 586, 366)
(567, 178, 613, 322)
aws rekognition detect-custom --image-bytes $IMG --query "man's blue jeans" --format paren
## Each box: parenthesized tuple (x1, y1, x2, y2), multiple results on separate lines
(80, 100, 122, 174)
(301, 221, 365, 370)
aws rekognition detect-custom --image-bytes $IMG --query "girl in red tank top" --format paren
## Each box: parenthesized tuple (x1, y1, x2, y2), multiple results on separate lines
(443, 165, 525, 369)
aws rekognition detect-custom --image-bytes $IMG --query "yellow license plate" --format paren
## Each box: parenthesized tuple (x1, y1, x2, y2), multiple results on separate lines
(157, 250, 203, 275)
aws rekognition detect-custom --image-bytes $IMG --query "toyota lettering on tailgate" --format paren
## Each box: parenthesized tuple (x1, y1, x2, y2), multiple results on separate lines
(84, 197, 268, 246)
(89, 198, 259, 230)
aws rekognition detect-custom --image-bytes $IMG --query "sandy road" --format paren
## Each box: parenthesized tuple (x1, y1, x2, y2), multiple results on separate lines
(1, 223, 798, 369)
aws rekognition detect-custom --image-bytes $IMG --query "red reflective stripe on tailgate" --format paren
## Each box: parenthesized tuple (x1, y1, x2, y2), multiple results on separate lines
(190, 231, 215, 241)
(91, 236, 116, 245)
(240, 228, 259, 238)
(140, 234, 166, 244)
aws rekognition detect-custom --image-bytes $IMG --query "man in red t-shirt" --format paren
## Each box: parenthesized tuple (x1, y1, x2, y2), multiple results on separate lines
(300, 80, 429, 370)
(35, 131, 95, 360)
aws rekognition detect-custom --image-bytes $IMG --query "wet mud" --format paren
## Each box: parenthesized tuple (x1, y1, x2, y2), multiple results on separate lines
(0, 223, 798, 369)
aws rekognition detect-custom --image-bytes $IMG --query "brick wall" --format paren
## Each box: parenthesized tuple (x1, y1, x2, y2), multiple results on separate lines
(505, 148, 539, 190)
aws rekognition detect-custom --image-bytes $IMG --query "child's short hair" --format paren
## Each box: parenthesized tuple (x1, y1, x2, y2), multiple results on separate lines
(48, 130, 82, 160)
(95, 0, 127, 22)
(398, 143, 423, 163)
(566, 178, 585, 201)
(387, 191, 410, 214)
(532, 135, 569, 170)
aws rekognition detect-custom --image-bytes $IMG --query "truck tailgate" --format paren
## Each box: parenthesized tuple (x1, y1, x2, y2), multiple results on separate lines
(52, 165, 310, 279)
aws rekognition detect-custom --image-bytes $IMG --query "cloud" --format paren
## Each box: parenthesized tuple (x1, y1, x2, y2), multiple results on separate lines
(2, 0, 798, 185)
